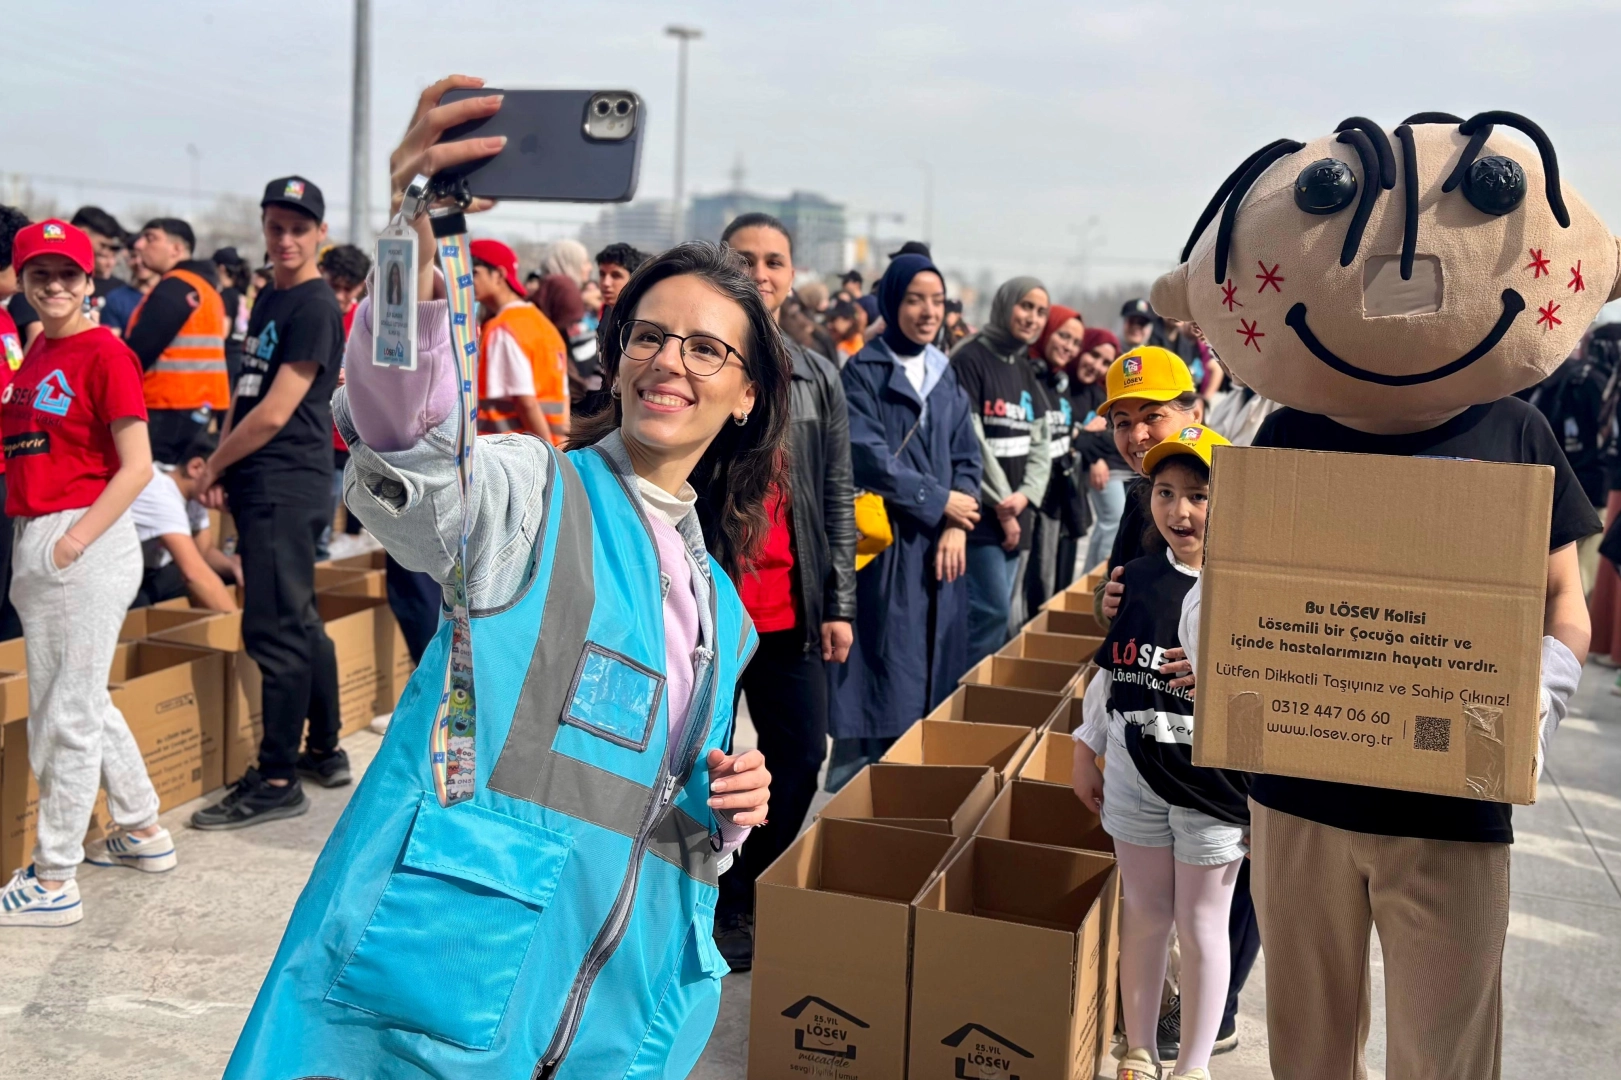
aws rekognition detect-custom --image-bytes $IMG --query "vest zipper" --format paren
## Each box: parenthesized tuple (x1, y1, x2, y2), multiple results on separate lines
(533, 648, 718, 1079)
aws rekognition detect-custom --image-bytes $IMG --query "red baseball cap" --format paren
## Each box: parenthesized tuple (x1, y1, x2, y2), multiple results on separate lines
(11, 219, 95, 274)
(469, 239, 524, 297)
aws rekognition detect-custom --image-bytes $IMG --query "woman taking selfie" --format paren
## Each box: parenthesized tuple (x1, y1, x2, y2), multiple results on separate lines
(227, 77, 781, 1080)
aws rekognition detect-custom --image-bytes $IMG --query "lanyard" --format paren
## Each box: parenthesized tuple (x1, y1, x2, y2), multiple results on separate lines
(381, 174, 479, 806)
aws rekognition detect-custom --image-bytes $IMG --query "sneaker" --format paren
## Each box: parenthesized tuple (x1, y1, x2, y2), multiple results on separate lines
(1117, 1047, 1161, 1080)
(369, 713, 391, 735)
(85, 827, 177, 872)
(1212, 1013, 1239, 1054)
(1157, 995, 1181, 1061)
(713, 913, 753, 973)
(0, 866, 83, 927)
(296, 748, 352, 788)
(191, 770, 309, 830)
(1169, 1070, 1209, 1080)
(1592, 653, 1619, 668)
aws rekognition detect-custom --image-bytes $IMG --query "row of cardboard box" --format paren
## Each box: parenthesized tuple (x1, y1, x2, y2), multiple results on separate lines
(748, 588, 1112, 1079)
(0, 551, 413, 879)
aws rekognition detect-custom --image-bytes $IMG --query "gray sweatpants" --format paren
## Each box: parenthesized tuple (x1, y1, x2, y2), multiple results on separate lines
(11, 509, 156, 881)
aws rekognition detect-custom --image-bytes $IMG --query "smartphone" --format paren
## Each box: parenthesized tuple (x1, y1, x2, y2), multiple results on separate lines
(434, 88, 643, 203)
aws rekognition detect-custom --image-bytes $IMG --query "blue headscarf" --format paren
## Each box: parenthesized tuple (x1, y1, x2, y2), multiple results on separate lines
(877, 253, 943, 357)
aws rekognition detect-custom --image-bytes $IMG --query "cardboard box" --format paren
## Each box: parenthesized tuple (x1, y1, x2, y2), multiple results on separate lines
(882, 720, 1038, 785)
(149, 610, 259, 786)
(960, 654, 1081, 696)
(0, 716, 37, 877)
(1000, 631, 1104, 665)
(1015, 730, 1079, 789)
(316, 565, 387, 598)
(910, 837, 1119, 1080)
(1025, 608, 1109, 639)
(1041, 585, 1111, 619)
(975, 776, 1112, 855)
(0, 638, 27, 725)
(332, 549, 388, 572)
(927, 683, 1064, 731)
(1047, 698, 1084, 735)
(749, 818, 957, 1080)
(119, 605, 213, 643)
(819, 763, 997, 836)
(318, 592, 393, 734)
(1196, 448, 1551, 804)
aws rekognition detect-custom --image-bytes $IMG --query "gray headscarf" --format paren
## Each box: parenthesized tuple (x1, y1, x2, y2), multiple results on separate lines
(967, 275, 1047, 361)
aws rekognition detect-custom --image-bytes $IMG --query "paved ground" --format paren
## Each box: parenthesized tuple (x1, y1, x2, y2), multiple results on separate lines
(3, 666, 1618, 1078)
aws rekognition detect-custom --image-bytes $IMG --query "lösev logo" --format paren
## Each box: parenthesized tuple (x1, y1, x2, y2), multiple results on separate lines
(33, 369, 75, 417)
(940, 1022, 1034, 1079)
(781, 995, 869, 1060)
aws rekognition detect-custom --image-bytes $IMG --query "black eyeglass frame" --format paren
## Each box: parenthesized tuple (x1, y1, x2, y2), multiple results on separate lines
(618, 319, 747, 377)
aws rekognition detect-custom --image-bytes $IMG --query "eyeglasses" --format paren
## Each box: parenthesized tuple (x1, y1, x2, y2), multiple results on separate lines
(619, 319, 744, 377)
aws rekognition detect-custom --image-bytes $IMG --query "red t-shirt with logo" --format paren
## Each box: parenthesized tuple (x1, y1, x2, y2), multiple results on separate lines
(0, 307, 24, 477)
(738, 488, 798, 633)
(1, 326, 148, 517)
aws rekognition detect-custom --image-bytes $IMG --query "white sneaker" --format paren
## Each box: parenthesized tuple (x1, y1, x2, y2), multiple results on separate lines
(1118, 1047, 1163, 1080)
(0, 866, 83, 927)
(369, 713, 391, 735)
(85, 827, 177, 873)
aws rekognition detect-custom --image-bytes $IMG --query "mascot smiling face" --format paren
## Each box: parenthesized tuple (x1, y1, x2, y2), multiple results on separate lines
(1151, 112, 1621, 425)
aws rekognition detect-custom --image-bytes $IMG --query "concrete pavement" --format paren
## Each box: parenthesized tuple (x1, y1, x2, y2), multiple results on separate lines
(2, 666, 1618, 1078)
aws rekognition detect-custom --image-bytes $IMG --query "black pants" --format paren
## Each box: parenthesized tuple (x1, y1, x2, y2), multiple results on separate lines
(148, 408, 210, 466)
(1224, 856, 1262, 1028)
(233, 498, 342, 780)
(133, 561, 187, 609)
(717, 628, 828, 920)
(0, 475, 18, 640)
(386, 553, 441, 665)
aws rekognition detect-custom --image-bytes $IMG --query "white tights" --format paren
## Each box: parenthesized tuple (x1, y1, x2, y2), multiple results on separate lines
(1115, 841, 1241, 1073)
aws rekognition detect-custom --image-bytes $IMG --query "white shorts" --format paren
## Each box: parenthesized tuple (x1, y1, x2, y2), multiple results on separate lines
(1101, 720, 1246, 866)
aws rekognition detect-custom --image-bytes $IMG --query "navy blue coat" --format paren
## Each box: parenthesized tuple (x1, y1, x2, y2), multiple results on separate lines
(830, 341, 983, 739)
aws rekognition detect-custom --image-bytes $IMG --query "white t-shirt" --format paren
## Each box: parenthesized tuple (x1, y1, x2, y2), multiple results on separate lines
(898, 351, 927, 396)
(483, 303, 537, 398)
(131, 470, 210, 570)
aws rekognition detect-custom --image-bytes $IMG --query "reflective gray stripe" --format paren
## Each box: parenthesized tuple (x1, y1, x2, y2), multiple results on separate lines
(648, 806, 720, 886)
(541, 401, 567, 416)
(169, 335, 225, 350)
(152, 358, 227, 373)
(738, 609, 755, 665)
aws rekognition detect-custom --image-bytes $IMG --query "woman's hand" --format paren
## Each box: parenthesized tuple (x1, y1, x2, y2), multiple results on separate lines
(999, 512, 1021, 551)
(821, 620, 853, 664)
(388, 75, 507, 296)
(935, 524, 967, 582)
(1101, 565, 1125, 619)
(706, 747, 771, 827)
(1083, 414, 1109, 433)
(1158, 646, 1195, 696)
(1089, 458, 1110, 491)
(943, 489, 980, 530)
(997, 492, 1030, 520)
(1071, 740, 1104, 813)
(51, 534, 84, 570)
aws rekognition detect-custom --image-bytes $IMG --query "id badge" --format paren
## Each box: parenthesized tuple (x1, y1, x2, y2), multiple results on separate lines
(373, 227, 418, 371)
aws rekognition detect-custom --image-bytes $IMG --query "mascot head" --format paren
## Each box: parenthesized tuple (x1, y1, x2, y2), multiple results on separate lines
(1151, 112, 1621, 425)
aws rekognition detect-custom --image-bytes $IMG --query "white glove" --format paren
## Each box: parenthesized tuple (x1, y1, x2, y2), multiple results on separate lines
(1536, 635, 1581, 780)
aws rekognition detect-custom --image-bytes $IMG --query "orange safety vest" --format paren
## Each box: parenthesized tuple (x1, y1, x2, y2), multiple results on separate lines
(126, 267, 230, 411)
(477, 303, 570, 444)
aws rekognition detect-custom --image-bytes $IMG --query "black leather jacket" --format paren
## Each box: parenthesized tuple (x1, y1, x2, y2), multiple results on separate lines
(783, 340, 857, 647)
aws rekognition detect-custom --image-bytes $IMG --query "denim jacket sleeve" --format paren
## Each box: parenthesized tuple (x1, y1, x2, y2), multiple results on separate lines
(333, 293, 549, 612)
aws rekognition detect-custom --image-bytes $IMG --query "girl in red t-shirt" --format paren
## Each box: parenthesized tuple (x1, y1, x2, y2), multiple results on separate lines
(0, 220, 175, 928)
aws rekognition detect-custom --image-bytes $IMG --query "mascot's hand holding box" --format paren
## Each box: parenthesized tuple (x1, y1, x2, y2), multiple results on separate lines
(1151, 112, 1611, 1080)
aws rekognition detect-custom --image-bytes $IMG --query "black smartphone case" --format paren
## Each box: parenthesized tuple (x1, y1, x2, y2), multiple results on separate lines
(436, 88, 643, 203)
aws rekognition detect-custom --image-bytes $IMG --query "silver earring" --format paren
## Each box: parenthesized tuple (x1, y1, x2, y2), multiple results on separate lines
(733, 412, 749, 427)
(611, 384, 622, 398)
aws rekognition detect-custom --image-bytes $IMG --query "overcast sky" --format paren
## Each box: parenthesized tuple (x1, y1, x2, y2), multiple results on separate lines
(6, 0, 1621, 291)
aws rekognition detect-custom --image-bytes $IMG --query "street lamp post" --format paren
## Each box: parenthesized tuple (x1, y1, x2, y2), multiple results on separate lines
(917, 161, 935, 247)
(349, 0, 372, 243)
(665, 25, 702, 246)
(185, 144, 200, 217)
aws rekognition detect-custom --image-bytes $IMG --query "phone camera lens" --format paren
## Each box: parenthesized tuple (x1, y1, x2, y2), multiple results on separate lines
(594, 99, 610, 116)
(615, 99, 630, 116)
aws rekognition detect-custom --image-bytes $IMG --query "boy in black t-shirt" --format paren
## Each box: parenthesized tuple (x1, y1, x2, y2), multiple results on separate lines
(192, 176, 347, 831)
(1146, 113, 1616, 1078)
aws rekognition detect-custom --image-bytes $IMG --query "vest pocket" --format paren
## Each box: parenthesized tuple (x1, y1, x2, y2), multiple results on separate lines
(326, 795, 574, 1050)
(624, 914, 730, 1079)
(561, 643, 665, 751)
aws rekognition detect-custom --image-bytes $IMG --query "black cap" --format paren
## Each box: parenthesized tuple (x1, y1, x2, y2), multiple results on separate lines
(888, 240, 932, 259)
(211, 246, 241, 265)
(260, 175, 325, 223)
(1121, 298, 1154, 322)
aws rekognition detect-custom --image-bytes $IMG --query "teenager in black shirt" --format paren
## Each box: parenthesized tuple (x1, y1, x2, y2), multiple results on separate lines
(192, 175, 347, 830)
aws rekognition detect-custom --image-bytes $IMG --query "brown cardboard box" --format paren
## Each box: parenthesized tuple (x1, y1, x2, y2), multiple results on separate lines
(0, 638, 27, 725)
(1041, 586, 1110, 619)
(1196, 448, 1551, 804)
(332, 550, 388, 572)
(1025, 608, 1109, 639)
(119, 605, 213, 643)
(1000, 630, 1104, 665)
(926, 683, 1064, 731)
(317, 593, 391, 735)
(749, 818, 956, 1080)
(148, 610, 259, 785)
(960, 654, 1081, 695)
(1016, 730, 1078, 788)
(1047, 697, 1084, 735)
(910, 837, 1118, 1080)
(975, 776, 1112, 855)
(316, 565, 387, 598)
(819, 763, 997, 836)
(881, 720, 1038, 785)
(0, 716, 37, 877)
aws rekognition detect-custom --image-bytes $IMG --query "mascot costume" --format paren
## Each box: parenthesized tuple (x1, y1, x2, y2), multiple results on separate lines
(1151, 113, 1617, 1080)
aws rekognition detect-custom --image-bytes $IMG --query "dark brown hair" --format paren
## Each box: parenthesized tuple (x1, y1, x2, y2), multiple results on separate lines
(566, 241, 792, 582)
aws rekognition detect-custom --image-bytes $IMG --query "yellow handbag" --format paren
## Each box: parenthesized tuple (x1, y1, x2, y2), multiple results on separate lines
(852, 414, 924, 571)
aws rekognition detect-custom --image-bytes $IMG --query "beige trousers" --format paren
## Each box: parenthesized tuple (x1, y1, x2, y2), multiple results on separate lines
(1249, 800, 1509, 1080)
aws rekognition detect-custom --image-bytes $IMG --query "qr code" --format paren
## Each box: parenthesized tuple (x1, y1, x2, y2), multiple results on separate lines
(1414, 715, 1451, 753)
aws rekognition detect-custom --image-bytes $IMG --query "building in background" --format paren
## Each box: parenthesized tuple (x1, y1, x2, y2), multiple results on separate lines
(688, 159, 846, 275)
(578, 199, 676, 256)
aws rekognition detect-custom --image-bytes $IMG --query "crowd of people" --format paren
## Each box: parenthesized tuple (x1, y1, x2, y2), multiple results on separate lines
(0, 80, 1616, 1080)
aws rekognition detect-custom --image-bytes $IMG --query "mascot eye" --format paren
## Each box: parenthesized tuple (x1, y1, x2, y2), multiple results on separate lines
(1294, 158, 1358, 215)
(1463, 155, 1527, 216)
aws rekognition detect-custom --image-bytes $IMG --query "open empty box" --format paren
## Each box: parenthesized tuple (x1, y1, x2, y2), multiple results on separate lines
(819, 763, 996, 836)
(1025, 608, 1109, 639)
(1017, 730, 1079, 788)
(999, 630, 1103, 665)
(927, 683, 1063, 731)
(882, 720, 1037, 784)
(959, 655, 1081, 695)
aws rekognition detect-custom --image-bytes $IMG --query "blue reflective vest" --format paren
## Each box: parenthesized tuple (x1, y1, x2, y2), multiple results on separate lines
(226, 442, 757, 1080)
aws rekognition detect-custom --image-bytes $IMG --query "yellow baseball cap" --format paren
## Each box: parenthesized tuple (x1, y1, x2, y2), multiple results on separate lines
(1097, 346, 1198, 415)
(1141, 423, 1231, 474)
